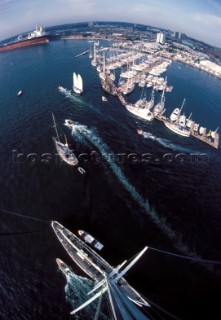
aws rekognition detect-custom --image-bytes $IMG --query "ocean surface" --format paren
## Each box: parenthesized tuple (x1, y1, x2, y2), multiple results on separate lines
(0, 40, 221, 320)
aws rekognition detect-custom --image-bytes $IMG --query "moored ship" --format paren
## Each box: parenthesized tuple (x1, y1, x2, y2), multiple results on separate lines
(78, 230, 104, 250)
(0, 26, 49, 52)
(51, 220, 150, 308)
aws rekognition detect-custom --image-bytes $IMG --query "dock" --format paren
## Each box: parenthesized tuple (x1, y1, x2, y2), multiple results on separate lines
(75, 50, 89, 58)
(102, 73, 219, 149)
(155, 114, 219, 149)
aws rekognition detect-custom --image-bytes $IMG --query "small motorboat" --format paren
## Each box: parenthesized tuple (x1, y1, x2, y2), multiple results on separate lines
(17, 90, 23, 97)
(56, 258, 72, 277)
(78, 167, 86, 175)
(137, 129, 143, 135)
(102, 96, 107, 102)
(64, 119, 75, 128)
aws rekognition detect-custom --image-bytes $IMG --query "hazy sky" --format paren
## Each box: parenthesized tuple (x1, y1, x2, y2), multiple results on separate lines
(1, 0, 221, 47)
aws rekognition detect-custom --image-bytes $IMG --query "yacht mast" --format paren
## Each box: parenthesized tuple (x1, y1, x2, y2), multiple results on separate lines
(52, 113, 60, 142)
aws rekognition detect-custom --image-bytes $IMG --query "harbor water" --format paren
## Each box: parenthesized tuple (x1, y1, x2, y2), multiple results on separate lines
(0, 40, 221, 320)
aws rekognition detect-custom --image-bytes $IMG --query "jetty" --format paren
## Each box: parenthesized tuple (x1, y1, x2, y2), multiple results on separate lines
(75, 50, 89, 58)
(155, 114, 219, 149)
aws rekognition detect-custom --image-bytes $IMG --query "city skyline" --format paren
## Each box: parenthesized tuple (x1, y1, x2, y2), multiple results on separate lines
(1, 0, 221, 47)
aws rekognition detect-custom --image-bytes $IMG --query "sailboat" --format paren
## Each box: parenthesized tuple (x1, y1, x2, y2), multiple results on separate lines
(51, 220, 150, 316)
(110, 69, 115, 81)
(123, 78, 135, 95)
(52, 114, 85, 174)
(89, 42, 93, 59)
(153, 89, 165, 116)
(73, 72, 83, 95)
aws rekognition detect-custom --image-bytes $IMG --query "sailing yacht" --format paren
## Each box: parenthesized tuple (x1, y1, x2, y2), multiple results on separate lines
(153, 89, 165, 116)
(73, 72, 83, 94)
(164, 99, 191, 137)
(52, 113, 79, 166)
(123, 79, 135, 95)
(145, 88, 155, 110)
(52, 114, 85, 174)
(89, 42, 93, 59)
(110, 69, 115, 81)
(51, 221, 150, 311)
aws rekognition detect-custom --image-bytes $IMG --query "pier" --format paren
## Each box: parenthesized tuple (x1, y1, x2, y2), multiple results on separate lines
(155, 114, 219, 149)
(75, 50, 89, 58)
(95, 49, 219, 150)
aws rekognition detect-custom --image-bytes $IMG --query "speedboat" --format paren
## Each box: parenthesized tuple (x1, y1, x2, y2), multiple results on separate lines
(17, 90, 23, 97)
(137, 129, 143, 135)
(64, 119, 75, 128)
(58, 85, 66, 93)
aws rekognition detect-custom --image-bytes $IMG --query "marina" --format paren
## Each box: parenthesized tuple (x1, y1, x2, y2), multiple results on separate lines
(91, 43, 219, 149)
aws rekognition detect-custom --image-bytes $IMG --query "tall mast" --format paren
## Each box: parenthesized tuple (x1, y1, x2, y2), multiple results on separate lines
(52, 113, 60, 142)
(64, 135, 68, 146)
(94, 42, 97, 63)
(176, 98, 186, 123)
(113, 246, 148, 282)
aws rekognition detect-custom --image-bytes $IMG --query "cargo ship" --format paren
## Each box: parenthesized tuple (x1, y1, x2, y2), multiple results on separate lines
(0, 26, 49, 52)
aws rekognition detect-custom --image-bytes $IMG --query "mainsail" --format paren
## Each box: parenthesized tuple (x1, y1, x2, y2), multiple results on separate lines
(73, 72, 83, 94)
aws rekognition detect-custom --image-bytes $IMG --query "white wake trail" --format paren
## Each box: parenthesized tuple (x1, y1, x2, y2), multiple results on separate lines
(140, 130, 194, 153)
(58, 87, 103, 115)
(71, 124, 178, 241)
(71, 124, 211, 265)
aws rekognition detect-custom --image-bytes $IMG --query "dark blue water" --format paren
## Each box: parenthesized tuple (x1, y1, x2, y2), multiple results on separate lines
(0, 40, 221, 320)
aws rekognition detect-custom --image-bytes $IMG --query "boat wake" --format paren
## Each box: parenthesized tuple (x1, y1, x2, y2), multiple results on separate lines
(71, 123, 208, 262)
(71, 124, 177, 235)
(65, 272, 97, 317)
(58, 86, 102, 115)
(139, 130, 194, 152)
(65, 272, 109, 319)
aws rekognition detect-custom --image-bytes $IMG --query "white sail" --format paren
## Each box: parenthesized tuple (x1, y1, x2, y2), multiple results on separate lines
(73, 72, 77, 91)
(78, 74, 83, 92)
(73, 72, 83, 94)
